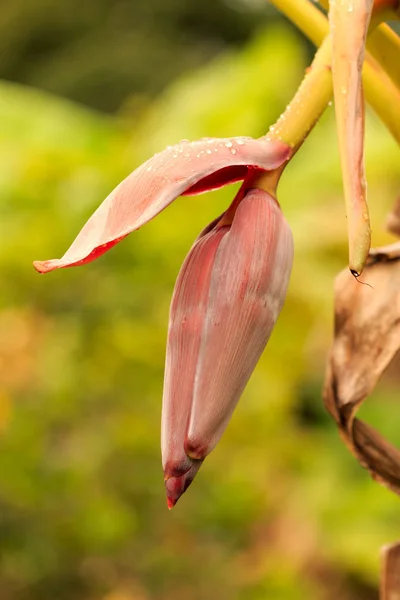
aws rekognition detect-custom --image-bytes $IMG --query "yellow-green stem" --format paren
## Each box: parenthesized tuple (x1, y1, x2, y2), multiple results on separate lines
(265, 36, 332, 149)
(253, 36, 332, 192)
(368, 24, 400, 89)
(270, 0, 328, 47)
(269, 0, 400, 143)
(319, 0, 400, 89)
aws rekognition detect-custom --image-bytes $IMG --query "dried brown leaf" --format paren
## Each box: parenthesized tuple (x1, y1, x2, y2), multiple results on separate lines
(323, 242, 400, 494)
(381, 541, 400, 599)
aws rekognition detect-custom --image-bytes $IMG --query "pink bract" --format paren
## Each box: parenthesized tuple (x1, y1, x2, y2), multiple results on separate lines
(33, 136, 290, 273)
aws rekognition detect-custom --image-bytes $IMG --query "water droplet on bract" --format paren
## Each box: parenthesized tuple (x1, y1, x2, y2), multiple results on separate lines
(231, 148, 237, 155)
(225, 141, 233, 148)
(206, 149, 212, 154)
(173, 154, 178, 158)
(236, 139, 245, 145)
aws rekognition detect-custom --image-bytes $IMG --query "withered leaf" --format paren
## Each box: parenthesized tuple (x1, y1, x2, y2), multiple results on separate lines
(380, 541, 400, 599)
(323, 242, 400, 494)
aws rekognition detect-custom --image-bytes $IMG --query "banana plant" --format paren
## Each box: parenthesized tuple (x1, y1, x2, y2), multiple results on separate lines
(35, 0, 400, 513)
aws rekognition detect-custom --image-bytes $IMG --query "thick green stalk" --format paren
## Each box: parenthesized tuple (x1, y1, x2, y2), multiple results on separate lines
(252, 35, 332, 193)
(269, 0, 328, 46)
(269, 0, 400, 143)
(368, 24, 400, 89)
(265, 36, 332, 149)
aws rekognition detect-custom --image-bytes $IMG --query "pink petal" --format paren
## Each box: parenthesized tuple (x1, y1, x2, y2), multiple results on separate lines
(185, 188, 293, 460)
(161, 224, 228, 505)
(33, 137, 290, 273)
(162, 188, 293, 506)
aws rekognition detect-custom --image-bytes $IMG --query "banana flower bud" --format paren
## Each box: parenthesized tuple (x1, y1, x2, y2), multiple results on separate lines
(33, 135, 293, 507)
(163, 188, 293, 507)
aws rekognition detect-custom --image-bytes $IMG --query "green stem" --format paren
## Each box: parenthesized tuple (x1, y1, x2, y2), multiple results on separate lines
(253, 35, 332, 192)
(363, 62, 400, 143)
(269, 0, 327, 47)
(368, 24, 400, 89)
(265, 36, 332, 149)
(269, 0, 400, 144)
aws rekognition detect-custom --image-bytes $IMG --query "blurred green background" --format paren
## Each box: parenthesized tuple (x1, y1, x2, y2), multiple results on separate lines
(0, 1, 399, 599)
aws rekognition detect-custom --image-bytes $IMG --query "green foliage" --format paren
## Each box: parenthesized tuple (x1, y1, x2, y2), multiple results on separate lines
(0, 24, 399, 600)
(0, 0, 281, 112)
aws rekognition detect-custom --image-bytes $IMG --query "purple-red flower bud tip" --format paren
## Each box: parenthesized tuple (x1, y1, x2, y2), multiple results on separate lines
(164, 461, 202, 508)
(166, 496, 175, 510)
